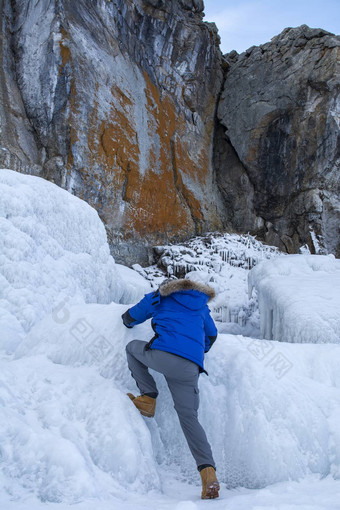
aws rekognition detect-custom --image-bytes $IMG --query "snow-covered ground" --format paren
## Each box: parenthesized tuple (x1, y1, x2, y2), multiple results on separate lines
(1, 169, 340, 509)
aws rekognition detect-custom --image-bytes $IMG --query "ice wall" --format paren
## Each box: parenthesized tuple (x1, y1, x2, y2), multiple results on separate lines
(249, 254, 340, 343)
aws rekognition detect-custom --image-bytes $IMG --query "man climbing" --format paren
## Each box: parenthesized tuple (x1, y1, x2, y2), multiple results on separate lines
(122, 278, 220, 500)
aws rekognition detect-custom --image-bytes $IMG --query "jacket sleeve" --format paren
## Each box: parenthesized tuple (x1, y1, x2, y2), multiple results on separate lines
(203, 306, 218, 353)
(121, 291, 159, 328)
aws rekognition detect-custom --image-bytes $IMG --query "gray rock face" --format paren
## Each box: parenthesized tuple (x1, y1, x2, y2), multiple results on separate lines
(1, 0, 225, 264)
(0, 0, 41, 174)
(217, 25, 340, 255)
(1, 5, 339, 263)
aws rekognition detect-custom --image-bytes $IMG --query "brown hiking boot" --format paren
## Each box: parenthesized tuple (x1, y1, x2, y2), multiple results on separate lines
(200, 467, 220, 499)
(127, 393, 156, 418)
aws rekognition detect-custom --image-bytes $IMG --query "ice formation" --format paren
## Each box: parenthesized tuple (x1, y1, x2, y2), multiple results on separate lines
(249, 254, 340, 343)
(153, 233, 281, 277)
(133, 234, 282, 336)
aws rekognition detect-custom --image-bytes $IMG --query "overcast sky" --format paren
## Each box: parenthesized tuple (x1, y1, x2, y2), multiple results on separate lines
(203, 0, 340, 54)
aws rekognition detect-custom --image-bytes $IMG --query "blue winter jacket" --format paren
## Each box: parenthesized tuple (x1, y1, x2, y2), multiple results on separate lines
(122, 279, 218, 370)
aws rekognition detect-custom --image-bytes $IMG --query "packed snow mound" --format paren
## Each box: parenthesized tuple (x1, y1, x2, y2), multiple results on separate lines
(0, 169, 150, 348)
(0, 355, 160, 503)
(5, 303, 161, 503)
(11, 302, 340, 500)
(249, 254, 340, 343)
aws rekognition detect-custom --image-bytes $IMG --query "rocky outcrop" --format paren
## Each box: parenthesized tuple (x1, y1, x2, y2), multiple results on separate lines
(1, 4, 339, 262)
(217, 25, 340, 256)
(1, 0, 225, 264)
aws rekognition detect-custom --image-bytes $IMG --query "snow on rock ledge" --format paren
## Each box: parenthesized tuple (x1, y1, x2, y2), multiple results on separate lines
(248, 254, 340, 343)
(0, 169, 149, 350)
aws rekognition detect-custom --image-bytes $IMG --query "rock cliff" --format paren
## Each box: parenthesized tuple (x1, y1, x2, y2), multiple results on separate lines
(1, 1, 339, 262)
(217, 25, 340, 256)
(1, 0, 225, 263)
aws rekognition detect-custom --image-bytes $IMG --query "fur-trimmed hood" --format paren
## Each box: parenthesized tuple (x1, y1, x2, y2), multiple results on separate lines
(159, 278, 215, 302)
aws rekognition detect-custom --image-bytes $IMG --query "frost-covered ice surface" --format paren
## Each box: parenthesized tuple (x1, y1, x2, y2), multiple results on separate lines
(0, 169, 150, 352)
(249, 254, 340, 343)
(1, 169, 340, 509)
(134, 234, 282, 337)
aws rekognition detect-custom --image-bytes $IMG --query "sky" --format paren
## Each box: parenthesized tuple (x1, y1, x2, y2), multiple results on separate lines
(203, 0, 340, 54)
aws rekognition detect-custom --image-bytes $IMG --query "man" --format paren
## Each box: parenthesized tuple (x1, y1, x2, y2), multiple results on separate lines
(122, 278, 220, 500)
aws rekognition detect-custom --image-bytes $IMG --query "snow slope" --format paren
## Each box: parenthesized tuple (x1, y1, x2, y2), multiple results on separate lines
(0, 169, 150, 353)
(2, 303, 340, 506)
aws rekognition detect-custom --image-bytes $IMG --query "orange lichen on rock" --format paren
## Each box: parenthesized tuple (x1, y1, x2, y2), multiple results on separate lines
(121, 71, 213, 238)
(66, 61, 215, 242)
(121, 75, 188, 237)
(68, 80, 145, 230)
(59, 27, 71, 70)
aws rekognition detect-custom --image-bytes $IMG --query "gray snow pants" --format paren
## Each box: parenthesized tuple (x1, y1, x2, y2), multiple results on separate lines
(125, 339, 215, 469)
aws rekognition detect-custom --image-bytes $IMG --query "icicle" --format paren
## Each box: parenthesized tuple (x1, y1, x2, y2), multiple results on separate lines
(230, 308, 238, 323)
(238, 310, 246, 327)
(221, 306, 230, 323)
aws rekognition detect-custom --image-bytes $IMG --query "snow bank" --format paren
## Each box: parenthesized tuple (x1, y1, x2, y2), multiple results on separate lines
(0, 169, 150, 349)
(3, 302, 161, 503)
(249, 254, 340, 343)
(115, 263, 152, 305)
(10, 302, 340, 500)
(205, 336, 340, 488)
(0, 354, 160, 503)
